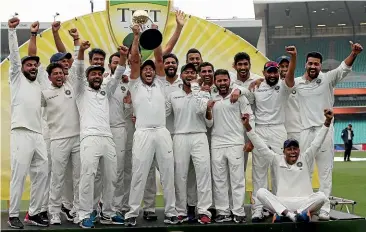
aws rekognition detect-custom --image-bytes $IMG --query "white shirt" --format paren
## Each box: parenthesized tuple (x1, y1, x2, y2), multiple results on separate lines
(164, 76, 183, 134)
(8, 28, 43, 134)
(247, 125, 329, 197)
(166, 88, 211, 134)
(229, 71, 262, 87)
(74, 60, 126, 140)
(347, 129, 352, 140)
(295, 61, 352, 129)
(129, 76, 166, 130)
(284, 89, 302, 133)
(211, 92, 254, 149)
(252, 80, 292, 125)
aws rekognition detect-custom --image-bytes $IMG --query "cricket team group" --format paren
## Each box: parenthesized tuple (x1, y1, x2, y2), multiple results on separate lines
(6, 11, 364, 229)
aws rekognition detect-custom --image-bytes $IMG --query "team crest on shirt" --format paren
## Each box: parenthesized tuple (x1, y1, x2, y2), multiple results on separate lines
(316, 79, 322, 84)
(121, 86, 126, 92)
(213, 88, 218, 93)
(103, 72, 110, 78)
(296, 162, 303, 167)
(275, 86, 280, 90)
(178, 84, 183, 89)
(65, 90, 71, 95)
(100, 91, 106, 96)
(292, 90, 296, 94)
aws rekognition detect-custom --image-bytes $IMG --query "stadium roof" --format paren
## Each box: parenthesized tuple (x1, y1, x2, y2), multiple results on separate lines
(254, 0, 366, 29)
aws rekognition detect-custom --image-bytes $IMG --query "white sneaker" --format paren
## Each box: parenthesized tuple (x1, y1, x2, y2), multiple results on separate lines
(50, 214, 61, 225)
(251, 209, 264, 222)
(73, 214, 81, 224)
(318, 210, 330, 221)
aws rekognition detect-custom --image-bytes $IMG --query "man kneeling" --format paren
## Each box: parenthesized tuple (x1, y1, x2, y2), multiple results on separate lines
(242, 110, 333, 223)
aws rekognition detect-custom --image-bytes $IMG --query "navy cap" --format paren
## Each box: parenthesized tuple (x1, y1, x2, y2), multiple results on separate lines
(140, 59, 156, 71)
(263, 61, 279, 72)
(85, 65, 105, 77)
(283, 139, 299, 149)
(276, 56, 290, 64)
(21, 55, 40, 65)
(50, 52, 72, 63)
(181, 63, 196, 73)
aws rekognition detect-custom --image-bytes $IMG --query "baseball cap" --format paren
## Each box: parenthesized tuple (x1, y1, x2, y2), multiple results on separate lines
(263, 61, 279, 72)
(283, 139, 299, 149)
(50, 52, 72, 63)
(276, 56, 290, 64)
(140, 59, 156, 71)
(181, 63, 196, 73)
(85, 65, 105, 77)
(21, 55, 40, 65)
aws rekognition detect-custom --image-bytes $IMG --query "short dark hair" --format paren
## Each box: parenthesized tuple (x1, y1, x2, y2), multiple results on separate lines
(214, 69, 230, 80)
(163, 53, 179, 64)
(198, 62, 214, 72)
(109, 52, 120, 64)
(186, 48, 202, 60)
(306, 51, 323, 64)
(46, 62, 64, 76)
(88, 48, 106, 61)
(234, 52, 251, 65)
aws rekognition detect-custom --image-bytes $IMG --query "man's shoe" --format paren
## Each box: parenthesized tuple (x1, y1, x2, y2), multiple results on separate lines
(198, 214, 211, 224)
(40, 211, 49, 222)
(61, 204, 74, 221)
(233, 215, 246, 223)
(251, 210, 264, 223)
(187, 205, 196, 222)
(90, 210, 99, 223)
(164, 216, 179, 224)
(50, 214, 61, 225)
(111, 214, 124, 225)
(28, 213, 49, 227)
(215, 215, 232, 223)
(296, 210, 311, 223)
(80, 218, 95, 228)
(178, 215, 189, 223)
(143, 211, 158, 221)
(318, 210, 330, 221)
(125, 217, 137, 227)
(24, 212, 30, 223)
(8, 217, 24, 229)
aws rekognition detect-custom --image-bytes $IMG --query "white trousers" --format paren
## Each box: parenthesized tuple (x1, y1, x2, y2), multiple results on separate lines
(78, 136, 117, 220)
(252, 124, 287, 213)
(41, 138, 51, 212)
(287, 132, 301, 142)
(61, 161, 74, 211)
(211, 145, 246, 216)
(300, 125, 334, 213)
(125, 128, 177, 219)
(49, 136, 81, 214)
(9, 128, 48, 217)
(174, 133, 212, 217)
(257, 188, 326, 215)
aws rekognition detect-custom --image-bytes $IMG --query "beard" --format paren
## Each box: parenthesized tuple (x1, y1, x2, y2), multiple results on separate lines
(307, 68, 320, 79)
(217, 84, 230, 95)
(23, 70, 38, 81)
(88, 79, 102, 90)
(165, 67, 177, 78)
(265, 77, 279, 87)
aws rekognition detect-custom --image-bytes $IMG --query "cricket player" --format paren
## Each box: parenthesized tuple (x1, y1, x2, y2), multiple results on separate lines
(242, 110, 333, 223)
(74, 41, 126, 228)
(41, 62, 81, 225)
(295, 42, 363, 220)
(124, 24, 178, 227)
(7, 17, 49, 229)
(166, 63, 213, 224)
(250, 47, 296, 222)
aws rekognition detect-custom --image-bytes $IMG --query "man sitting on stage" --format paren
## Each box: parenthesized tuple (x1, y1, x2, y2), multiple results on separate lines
(242, 110, 333, 223)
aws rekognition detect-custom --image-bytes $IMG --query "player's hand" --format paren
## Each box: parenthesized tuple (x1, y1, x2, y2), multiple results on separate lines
(8, 17, 20, 28)
(244, 141, 254, 152)
(241, 113, 252, 131)
(349, 41, 363, 55)
(285, 45, 297, 57)
(52, 21, 61, 32)
(151, 24, 158, 30)
(68, 28, 79, 39)
(230, 89, 240, 103)
(131, 115, 136, 124)
(201, 84, 211, 92)
(175, 10, 186, 28)
(123, 91, 132, 104)
(207, 100, 215, 111)
(80, 41, 91, 51)
(30, 21, 39, 33)
(324, 109, 334, 121)
(131, 24, 140, 36)
(248, 78, 264, 92)
(119, 45, 129, 56)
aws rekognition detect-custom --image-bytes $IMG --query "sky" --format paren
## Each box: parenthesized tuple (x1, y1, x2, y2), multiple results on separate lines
(0, 0, 255, 23)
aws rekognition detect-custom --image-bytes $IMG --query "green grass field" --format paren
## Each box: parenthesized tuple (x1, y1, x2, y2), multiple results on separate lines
(2, 152, 365, 216)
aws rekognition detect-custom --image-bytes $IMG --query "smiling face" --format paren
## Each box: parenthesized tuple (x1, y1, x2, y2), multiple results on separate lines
(57, 58, 70, 75)
(22, 60, 38, 81)
(49, 67, 66, 88)
(199, 65, 214, 85)
(108, 56, 119, 75)
(186, 53, 202, 69)
(305, 57, 322, 79)
(234, 59, 251, 79)
(283, 146, 300, 165)
(214, 74, 230, 95)
(87, 70, 103, 90)
(181, 68, 197, 87)
(263, 67, 280, 87)
(164, 57, 178, 78)
(90, 53, 105, 67)
(141, 65, 156, 85)
(279, 61, 289, 79)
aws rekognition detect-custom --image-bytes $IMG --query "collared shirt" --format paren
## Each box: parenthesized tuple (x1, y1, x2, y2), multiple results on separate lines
(211, 93, 254, 149)
(129, 76, 167, 130)
(74, 60, 126, 140)
(164, 76, 183, 134)
(284, 89, 302, 133)
(8, 28, 43, 134)
(295, 61, 352, 129)
(247, 125, 329, 197)
(166, 88, 211, 134)
(229, 71, 262, 87)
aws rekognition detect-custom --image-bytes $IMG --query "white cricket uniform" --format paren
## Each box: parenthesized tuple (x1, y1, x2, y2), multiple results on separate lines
(8, 28, 48, 218)
(41, 62, 82, 216)
(285, 90, 301, 141)
(251, 80, 292, 215)
(125, 76, 177, 219)
(248, 126, 329, 215)
(295, 61, 352, 213)
(211, 93, 254, 217)
(74, 60, 126, 220)
(166, 87, 212, 217)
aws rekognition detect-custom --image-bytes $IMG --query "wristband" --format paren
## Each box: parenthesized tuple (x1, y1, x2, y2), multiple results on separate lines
(73, 38, 80, 41)
(31, 32, 37, 36)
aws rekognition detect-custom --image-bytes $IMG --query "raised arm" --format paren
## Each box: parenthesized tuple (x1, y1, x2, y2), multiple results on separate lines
(106, 46, 128, 98)
(162, 10, 185, 55)
(130, 25, 141, 80)
(8, 17, 21, 83)
(73, 41, 90, 95)
(284, 46, 296, 88)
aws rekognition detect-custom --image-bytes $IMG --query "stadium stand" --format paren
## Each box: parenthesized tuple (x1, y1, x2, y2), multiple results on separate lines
(334, 119, 366, 145)
(336, 82, 366, 88)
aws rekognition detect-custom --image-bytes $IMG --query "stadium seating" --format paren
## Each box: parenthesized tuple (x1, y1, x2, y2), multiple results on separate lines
(334, 120, 366, 144)
(335, 82, 366, 88)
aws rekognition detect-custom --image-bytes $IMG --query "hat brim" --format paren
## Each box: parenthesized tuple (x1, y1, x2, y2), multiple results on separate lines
(284, 140, 299, 148)
(21, 56, 40, 65)
(62, 52, 72, 60)
(141, 60, 156, 70)
(181, 63, 196, 73)
(86, 66, 105, 76)
(265, 66, 279, 72)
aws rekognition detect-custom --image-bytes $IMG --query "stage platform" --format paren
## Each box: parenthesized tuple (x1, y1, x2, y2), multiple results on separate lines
(2, 206, 365, 232)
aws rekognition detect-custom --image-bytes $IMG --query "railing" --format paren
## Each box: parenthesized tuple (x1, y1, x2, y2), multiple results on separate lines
(269, 26, 366, 38)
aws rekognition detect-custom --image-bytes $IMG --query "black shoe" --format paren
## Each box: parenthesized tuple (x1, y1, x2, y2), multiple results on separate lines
(40, 211, 49, 222)
(143, 211, 158, 221)
(187, 205, 196, 222)
(164, 216, 179, 224)
(61, 204, 74, 221)
(28, 214, 49, 227)
(8, 217, 24, 229)
(125, 217, 137, 227)
(233, 215, 246, 223)
(208, 208, 217, 220)
(215, 215, 232, 223)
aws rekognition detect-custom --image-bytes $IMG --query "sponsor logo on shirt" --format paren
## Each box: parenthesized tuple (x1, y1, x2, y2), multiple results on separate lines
(46, 95, 59, 101)
(173, 95, 185, 99)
